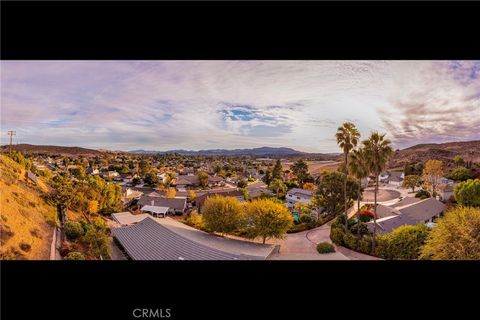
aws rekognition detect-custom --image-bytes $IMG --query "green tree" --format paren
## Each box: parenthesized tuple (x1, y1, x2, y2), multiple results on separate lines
(448, 167, 472, 182)
(403, 175, 420, 192)
(422, 160, 444, 197)
(336, 122, 360, 231)
(362, 131, 393, 253)
(453, 155, 465, 168)
(197, 171, 209, 188)
(420, 206, 480, 260)
(269, 178, 287, 198)
(144, 171, 159, 186)
(290, 159, 309, 184)
(50, 174, 75, 212)
(453, 179, 480, 206)
(82, 217, 111, 259)
(201, 195, 244, 235)
(315, 171, 360, 216)
(348, 147, 369, 240)
(244, 198, 294, 244)
(271, 159, 283, 180)
(65, 252, 86, 260)
(262, 169, 272, 186)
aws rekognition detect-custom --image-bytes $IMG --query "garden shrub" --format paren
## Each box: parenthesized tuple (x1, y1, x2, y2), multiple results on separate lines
(317, 242, 335, 254)
(375, 224, 430, 259)
(287, 223, 309, 233)
(330, 225, 345, 245)
(358, 238, 372, 254)
(349, 222, 369, 236)
(415, 190, 430, 199)
(64, 221, 84, 240)
(342, 232, 357, 249)
(19, 242, 32, 252)
(299, 213, 314, 225)
(65, 251, 86, 260)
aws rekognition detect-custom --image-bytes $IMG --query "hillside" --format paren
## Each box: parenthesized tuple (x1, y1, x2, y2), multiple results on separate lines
(0, 155, 56, 260)
(1, 144, 102, 156)
(388, 140, 480, 169)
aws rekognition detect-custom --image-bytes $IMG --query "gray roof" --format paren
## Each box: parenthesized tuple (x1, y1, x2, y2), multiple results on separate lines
(138, 196, 186, 211)
(112, 217, 263, 260)
(287, 188, 313, 198)
(368, 197, 446, 234)
(388, 171, 404, 182)
(390, 197, 421, 208)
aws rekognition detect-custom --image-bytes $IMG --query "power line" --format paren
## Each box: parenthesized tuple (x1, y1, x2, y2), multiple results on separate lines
(7, 130, 16, 147)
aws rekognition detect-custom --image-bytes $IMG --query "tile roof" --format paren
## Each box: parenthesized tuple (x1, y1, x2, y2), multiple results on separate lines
(112, 217, 263, 260)
(138, 196, 187, 211)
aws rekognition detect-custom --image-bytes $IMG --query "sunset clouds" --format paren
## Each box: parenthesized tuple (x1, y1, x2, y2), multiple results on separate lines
(1, 60, 479, 152)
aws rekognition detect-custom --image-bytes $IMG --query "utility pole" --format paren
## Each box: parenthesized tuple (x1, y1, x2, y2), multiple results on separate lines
(7, 131, 16, 150)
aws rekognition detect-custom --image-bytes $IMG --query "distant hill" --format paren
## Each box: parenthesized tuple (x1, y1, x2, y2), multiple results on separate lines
(129, 146, 338, 158)
(389, 140, 480, 169)
(1, 144, 102, 156)
(0, 155, 56, 259)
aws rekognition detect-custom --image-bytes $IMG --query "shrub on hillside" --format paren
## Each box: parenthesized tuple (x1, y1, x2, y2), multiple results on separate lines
(64, 221, 84, 240)
(19, 242, 32, 252)
(317, 242, 335, 254)
(65, 252, 86, 260)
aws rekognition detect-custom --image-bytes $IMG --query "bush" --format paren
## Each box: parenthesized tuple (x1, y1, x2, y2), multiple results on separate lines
(65, 252, 86, 260)
(287, 223, 309, 233)
(317, 242, 335, 254)
(349, 222, 369, 236)
(376, 224, 430, 260)
(342, 232, 357, 249)
(19, 242, 32, 252)
(64, 221, 84, 240)
(330, 226, 345, 245)
(299, 213, 314, 225)
(184, 210, 204, 229)
(358, 238, 372, 254)
(415, 190, 430, 199)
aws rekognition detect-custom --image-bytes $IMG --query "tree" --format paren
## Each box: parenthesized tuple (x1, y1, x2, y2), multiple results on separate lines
(70, 166, 86, 180)
(420, 206, 480, 260)
(166, 188, 177, 198)
(291, 159, 309, 184)
(82, 217, 110, 259)
(50, 174, 75, 212)
(188, 190, 196, 202)
(453, 179, 480, 206)
(448, 167, 472, 182)
(362, 131, 393, 253)
(315, 171, 360, 216)
(65, 252, 86, 260)
(271, 159, 283, 180)
(336, 122, 360, 231)
(87, 200, 98, 214)
(269, 178, 287, 198)
(197, 171, 209, 188)
(348, 147, 369, 240)
(144, 171, 159, 186)
(164, 172, 177, 188)
(422, 160, 444, 197)
(453, 155, 465, 168)
(102, 183, 122, 213)
(244, 199, 293, 244)
(403, 175, 420, 192)
(302, 182, 316, 191)
(262, 170, 272, 186)
(201, 195, 244, 235)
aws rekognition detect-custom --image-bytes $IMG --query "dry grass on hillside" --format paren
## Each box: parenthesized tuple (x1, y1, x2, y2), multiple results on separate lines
(0, 155, 56, 260)
(282, 161, 340, 177)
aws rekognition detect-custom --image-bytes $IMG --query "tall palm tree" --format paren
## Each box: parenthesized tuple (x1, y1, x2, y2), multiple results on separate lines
(362, 132, 393, 253)
(336, 122, 360, 231)
(348, 147, 369, 240)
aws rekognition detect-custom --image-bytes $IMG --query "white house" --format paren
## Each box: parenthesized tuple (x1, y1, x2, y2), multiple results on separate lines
(286, 188, 313, 209)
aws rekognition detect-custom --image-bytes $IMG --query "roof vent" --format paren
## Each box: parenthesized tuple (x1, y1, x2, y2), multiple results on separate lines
(178, 257, 185, 260)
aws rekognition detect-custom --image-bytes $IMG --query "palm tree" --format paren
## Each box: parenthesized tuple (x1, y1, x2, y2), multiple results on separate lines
(336, 122, 360, 231)
(362, 132, 393, 253)
(348, 147, 369, 240)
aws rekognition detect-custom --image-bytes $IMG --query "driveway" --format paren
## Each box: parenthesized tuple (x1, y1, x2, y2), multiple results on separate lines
(268, 221, 378, 260)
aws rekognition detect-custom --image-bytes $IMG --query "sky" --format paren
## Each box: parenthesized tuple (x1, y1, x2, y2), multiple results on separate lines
(1, 60, 479, 153)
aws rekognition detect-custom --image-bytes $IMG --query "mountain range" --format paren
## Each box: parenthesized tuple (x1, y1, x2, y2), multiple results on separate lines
(128, 146, 316, 156)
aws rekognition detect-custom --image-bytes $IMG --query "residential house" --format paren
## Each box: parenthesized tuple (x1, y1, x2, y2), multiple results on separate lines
(138, 196, 187, 215)
(111, 212, 149, 226)
(86, 167, 100, 175)
(195, 190, 245, 212)
(122, 188, 144, 205)
(286, 188, 313, 209)
(367, 197, 446, 234)
(378, 171, 404, 186)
